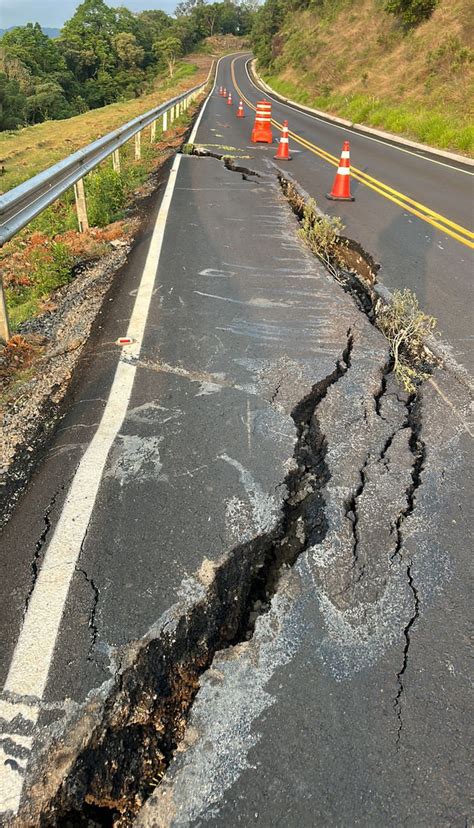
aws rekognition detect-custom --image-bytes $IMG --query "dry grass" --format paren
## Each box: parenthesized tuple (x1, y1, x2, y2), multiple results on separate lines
(268, 0, 474, 152)
(0, 56, 210, 194)
(376, 289, 436, 391)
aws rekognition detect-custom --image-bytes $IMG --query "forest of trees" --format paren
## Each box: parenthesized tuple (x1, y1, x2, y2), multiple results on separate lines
(0, 0, 254, 130)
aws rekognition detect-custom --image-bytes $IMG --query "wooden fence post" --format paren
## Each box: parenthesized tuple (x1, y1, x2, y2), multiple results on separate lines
(74, 178, 89, 233)
(112, 149, 121, 173)
(0, 276, 10, 343)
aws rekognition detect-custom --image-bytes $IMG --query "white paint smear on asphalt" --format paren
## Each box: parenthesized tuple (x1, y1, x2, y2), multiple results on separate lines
(0, 154, 182, 815)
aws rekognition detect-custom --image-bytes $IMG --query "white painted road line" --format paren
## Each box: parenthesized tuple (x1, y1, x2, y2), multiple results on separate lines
(0, 153, 182, 816)
(189, 53, 236, 144)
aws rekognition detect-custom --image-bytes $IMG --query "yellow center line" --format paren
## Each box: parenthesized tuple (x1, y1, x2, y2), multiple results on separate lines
(230, 58, 474, 250)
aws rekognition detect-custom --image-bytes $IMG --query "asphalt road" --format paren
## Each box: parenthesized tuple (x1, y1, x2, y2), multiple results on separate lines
(219, 54, 474, 373)
(0, 55, 472, 826)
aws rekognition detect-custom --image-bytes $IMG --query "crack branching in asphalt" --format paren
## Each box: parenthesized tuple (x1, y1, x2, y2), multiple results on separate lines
(23, 486, 62, 617)
(24, 333, 354, 828)
(390, 395, 425, 747)
(15, 154, 429, 824)
(75, 566, 100, 661)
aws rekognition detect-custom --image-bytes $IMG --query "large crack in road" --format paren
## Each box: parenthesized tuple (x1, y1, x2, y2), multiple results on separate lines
(4, 148, 467, 827)
(13, 331, 356, 826)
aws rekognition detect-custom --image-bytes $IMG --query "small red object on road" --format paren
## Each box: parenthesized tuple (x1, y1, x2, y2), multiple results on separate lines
(116, 337, 133, 346)
(227, 93, 232, 106)
(237, 100, 245, 118)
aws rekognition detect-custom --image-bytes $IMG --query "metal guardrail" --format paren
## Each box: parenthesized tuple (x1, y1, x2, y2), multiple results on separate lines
(0, 64, 214, 339)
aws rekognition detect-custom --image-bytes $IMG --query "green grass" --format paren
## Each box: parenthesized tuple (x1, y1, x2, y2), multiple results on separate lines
(3, 97, 200, 330)
(264, 74, 474, 154)
(0, 61, 202, 194)
(6, 241, 76, 329)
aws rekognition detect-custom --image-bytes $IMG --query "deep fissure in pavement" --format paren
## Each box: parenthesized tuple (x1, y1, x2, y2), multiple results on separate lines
(15, 153, 430, 826)
(27, 336, 354, 827)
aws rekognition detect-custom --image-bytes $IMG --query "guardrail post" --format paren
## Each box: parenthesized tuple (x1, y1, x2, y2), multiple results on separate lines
(74, 178, 89, 233)
(135, 130, 141, 161)
(0, 276, 10, 343)
(150, 120, 156, 143)
(163, 111, 168, 133)
(112, 149, 121, 173)
(170, 106, 174, 125)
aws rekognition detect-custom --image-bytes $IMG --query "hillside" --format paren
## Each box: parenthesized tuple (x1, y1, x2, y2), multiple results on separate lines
(254, 0, 474, 153)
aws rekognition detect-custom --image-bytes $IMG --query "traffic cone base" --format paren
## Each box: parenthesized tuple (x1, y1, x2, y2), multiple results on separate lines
(326, 192, 355, 201)
(326, 141, 354, 201)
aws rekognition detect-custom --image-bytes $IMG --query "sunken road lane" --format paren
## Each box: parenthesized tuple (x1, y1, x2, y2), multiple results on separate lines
(226, 53, 474, 374)
(0, 54, 472, 827)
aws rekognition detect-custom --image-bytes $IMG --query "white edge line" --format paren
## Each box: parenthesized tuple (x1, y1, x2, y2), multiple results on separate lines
(189, 51, 244, 144)
(244, 58, 474, 176)
(0, 153, 183, 817)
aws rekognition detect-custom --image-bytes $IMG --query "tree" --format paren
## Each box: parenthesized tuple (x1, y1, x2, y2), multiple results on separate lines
(176, 0, 205, 17)
(0, 72, 26, 129)
(385, 0, 438, 27)
(251, 0, 286, 67)
(59, 0, 119, 80)
(112, 32, 145, 68)
(1, 23, 66, 76)
(153, 36, 183, 77)
(26, 79, 72, 122)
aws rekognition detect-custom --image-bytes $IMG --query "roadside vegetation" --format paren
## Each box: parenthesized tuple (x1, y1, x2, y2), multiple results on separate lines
(294, 196, 436, 391)
(1, 107, 189, 330)
(0, 0, 253, 130)
(0, 31, 247, 334)
(251, 0, 474, 154)
(0, 44, 224, 335)
(0, 60, 203, 193)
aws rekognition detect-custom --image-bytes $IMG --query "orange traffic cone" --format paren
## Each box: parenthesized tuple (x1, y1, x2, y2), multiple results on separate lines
(274, 120, 291, 160)
(326, 141, 355, 201)
(236, 100, 245, 118)
(227, 93, 232, 106)
(218, 85, 223, 96)
(251, 100, 272, 143)
(223, 87, 227, 98)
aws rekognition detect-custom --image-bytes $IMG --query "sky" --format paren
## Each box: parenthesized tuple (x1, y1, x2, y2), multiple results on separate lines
(0, 0, 178, 29)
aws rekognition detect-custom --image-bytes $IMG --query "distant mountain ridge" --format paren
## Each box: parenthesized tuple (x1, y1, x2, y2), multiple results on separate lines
(0, 26, 60, 38)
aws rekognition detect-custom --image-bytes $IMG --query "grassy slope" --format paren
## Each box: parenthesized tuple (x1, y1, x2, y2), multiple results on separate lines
(263, 0, 474, 153)
(0, 37, 248, 330)
(0, 60, 205, 194)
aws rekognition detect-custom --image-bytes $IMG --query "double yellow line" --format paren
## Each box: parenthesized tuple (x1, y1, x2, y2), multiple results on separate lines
(230, 59, 474, 250)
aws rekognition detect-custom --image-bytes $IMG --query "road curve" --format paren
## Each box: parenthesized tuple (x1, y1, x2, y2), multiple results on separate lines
(228, 54, 474, 374)
(0, 53, 471, 827)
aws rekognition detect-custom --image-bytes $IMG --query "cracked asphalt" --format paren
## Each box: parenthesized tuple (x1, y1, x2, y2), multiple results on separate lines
(0, 56, 472, 826)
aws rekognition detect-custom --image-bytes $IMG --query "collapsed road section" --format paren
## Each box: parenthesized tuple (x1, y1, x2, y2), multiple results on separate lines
(1, 61, 472, 828)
